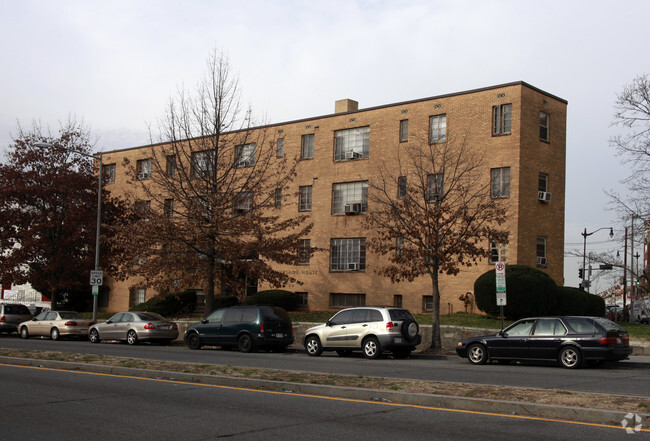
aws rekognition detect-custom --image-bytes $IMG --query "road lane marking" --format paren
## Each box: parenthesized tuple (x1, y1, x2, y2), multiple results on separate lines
(1, 362, 647, 433)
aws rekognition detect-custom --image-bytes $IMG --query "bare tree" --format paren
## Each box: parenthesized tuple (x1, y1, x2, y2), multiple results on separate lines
(111, 51, 312, 314)
(608, 74, 650, 215)
(364, 133, 508, 351)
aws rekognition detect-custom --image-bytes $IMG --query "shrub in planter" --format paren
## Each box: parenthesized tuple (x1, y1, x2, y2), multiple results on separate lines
(244, 290, 300, 311)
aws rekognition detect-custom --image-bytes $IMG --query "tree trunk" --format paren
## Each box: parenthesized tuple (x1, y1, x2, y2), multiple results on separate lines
(429, 270, 443, 351)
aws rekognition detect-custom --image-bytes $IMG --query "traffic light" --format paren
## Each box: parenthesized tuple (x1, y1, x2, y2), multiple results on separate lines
(578, 268, 583, 279)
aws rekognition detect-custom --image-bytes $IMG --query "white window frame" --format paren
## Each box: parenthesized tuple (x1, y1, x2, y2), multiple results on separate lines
(330, 238, 366, 271)
(299, 185, 312, 211)
(427, 173, 444, 201)
(236, 143, 256, 168)
(192, 150, 214, 179)
(536, 236, 547, 267)
(103, 164, 116, 184)
(493, 104, 512, 135)
(540, 112, 549, 142)
(491, 167, 510, 199)
(429, 114, 447, 143)
(301, 134, 314, 159)
(332, 181, 368, 214)
(136, 159, 152, 180)
(334, 127, 370, 161)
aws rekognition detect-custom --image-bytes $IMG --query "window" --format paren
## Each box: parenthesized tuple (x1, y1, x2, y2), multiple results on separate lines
(538, 173, 548, 192)
(429, 114, 447, 143)
(298, 239, 311, 265)
(330, 293, 366, 308)
(393, 295, 403, 308)
(492, 104, 512, 135)
(296, 292, 309, 308)
(299, 186, 312, 211)
(130, 288, 146, 306)
(533, 318, 566, 336)
(399, 119, 408, 142)
(236, 143, 256, 167)
(427, 173, 444, 201)
(135, 200, 151, 218)
(423, 296, 433, 311)
(301, 134, 314, 159)
(332, 181, 368, 214)
(136, 159, 152, 180)
(330, 238, 366, 271)
(166, 155, 176, 177)
(504, 320, 535, 337)
(234, 192, 253, 214)
(489, 241, 508, 263)
(275, 188, 282, 208)
(398, 176, 407, 199)
(491, 167, 510, 198)
(540, 112, 549, 142)
(276, 138, 284, 157)
(396, 236, 405, 256)
(334, 127, 369, 161)
(536, 237, 547, 267)
(164, 198, 174, 218)
(192, 150, 214, 179)
(103, 164, 116, 184)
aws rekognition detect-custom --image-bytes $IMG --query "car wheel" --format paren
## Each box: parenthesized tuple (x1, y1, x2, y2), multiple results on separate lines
(89, 329, 101, 343)
(20, 326, 29, 339)
(392, 348, 412, 359)
(238, 334, 253, 353)
(401, 319, 419, 341)
(559, 346, 582, 369)
(126, 330, 138, 345)
(467, 343, 488, 365)
(50, 328, 60, 341)
(362, 336, 381, 359)
(186, 333, 202, 350)
(305, 335, 323, 356)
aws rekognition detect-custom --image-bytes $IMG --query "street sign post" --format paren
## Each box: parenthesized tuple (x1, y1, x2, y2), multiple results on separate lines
(495, 262, 507, 330)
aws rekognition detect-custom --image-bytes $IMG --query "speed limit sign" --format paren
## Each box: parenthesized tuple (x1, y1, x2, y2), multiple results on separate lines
(90, 270, 104, 286)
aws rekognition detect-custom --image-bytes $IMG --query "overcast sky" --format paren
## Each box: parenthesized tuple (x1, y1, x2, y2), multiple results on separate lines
(1, 0, 648, 291)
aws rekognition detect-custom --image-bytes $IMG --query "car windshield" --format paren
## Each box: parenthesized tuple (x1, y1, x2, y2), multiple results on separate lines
(59, 312, 80, 320)
(136, 312, 166, 321)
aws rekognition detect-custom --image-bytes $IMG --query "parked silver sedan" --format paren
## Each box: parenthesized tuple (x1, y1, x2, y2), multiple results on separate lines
(18, 311, 94, 340)
(88, 312, 178, 345)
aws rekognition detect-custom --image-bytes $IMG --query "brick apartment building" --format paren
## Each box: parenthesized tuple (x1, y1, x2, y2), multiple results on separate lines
(99, 81, 567, 314)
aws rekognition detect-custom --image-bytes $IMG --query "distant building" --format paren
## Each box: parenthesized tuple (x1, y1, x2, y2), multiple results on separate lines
(100, 81, 567, 313)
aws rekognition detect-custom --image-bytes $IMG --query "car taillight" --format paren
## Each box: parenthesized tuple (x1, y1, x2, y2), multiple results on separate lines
(260, 323, 265, 334)
(64, 321, 77, 326)
(386, 321, 395, 332)
(144, 323, 156, 330)
(172, 323, 178, 330)
(600, 336, 622, 345)
(0, 316, 5, 322)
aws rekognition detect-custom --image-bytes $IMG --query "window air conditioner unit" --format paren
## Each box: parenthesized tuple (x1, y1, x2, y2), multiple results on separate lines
(536, 257, 547, 266)
(344, 203, 362, 215)
(537, 191, 551, 202)
(345, 150, 363, 160)
(138, 172, 150, 180)
(348, 262, 359, 270)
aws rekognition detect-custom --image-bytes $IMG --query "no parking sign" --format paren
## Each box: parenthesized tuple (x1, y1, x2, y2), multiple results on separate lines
(495, 262, 507, 306)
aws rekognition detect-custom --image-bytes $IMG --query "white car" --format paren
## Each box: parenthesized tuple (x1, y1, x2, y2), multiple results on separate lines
(303, 307, 421, 359)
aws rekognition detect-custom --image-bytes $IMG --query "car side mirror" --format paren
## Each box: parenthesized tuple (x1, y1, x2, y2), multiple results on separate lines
(32, 318, 38, 321)
(202, 319, 208, 324)
(326, 320, 332, 327)
(106, 320, 112, 324)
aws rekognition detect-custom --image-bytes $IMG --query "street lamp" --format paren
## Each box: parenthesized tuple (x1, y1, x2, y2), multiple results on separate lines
(34, 142, 103, 322)
(581, 227, 614, 292)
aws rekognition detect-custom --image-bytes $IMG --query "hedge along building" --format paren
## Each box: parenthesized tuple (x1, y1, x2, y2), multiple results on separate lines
(99, 81, 567, 314)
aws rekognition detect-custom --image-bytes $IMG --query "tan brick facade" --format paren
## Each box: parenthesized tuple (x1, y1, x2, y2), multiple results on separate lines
(101, 82, 566, 314)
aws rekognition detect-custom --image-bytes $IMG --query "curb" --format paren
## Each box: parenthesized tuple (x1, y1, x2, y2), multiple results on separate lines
(1, 355, 646, 426)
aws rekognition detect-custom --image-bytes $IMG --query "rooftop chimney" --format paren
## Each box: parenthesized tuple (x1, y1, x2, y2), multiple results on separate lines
(335, 99, 358, 114)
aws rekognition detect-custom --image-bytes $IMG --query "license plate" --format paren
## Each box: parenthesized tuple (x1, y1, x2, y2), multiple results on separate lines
(395, 337, 402, 343)
(80, 330, 88, 334)
(275, 333, 284, 338)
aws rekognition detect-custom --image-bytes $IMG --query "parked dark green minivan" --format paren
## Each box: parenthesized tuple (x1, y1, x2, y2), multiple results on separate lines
(184, 306, 294, 352)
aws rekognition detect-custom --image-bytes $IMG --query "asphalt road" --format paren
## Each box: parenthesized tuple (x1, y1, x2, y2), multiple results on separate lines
(0, 363, 638, 441)
(1, 335, 648, 398)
